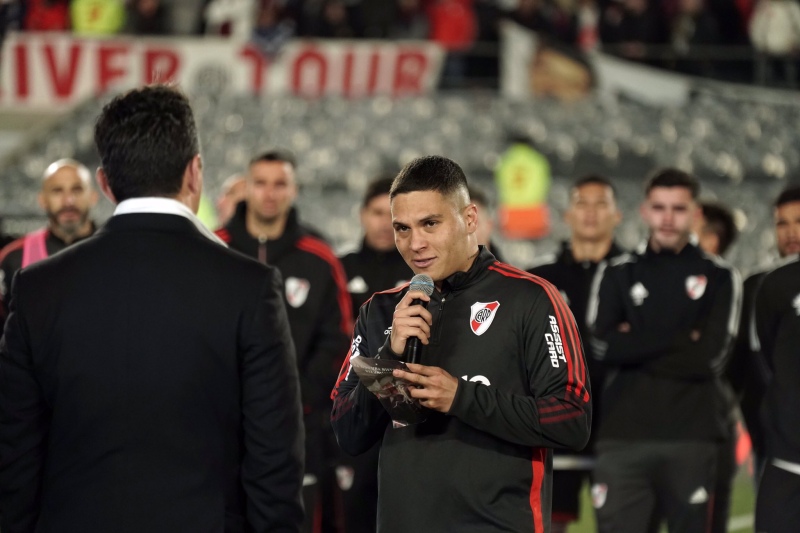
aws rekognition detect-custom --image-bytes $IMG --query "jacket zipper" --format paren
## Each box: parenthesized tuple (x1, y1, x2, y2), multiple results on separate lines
(432, 294, 447, 345)
(258, 236, 268, 264)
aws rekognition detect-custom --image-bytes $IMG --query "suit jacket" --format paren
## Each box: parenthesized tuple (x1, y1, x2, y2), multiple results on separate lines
(0, 213, 305, 533)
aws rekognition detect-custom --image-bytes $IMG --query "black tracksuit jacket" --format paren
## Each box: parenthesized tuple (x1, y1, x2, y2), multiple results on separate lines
(753, 256, 800, 464)
(728, 270, 771, 459)
(340, 240, 412, 321)
(217, 203, 352, 423)
(528, 241, 625, 453)
(330, 248, 591, 533)
(588, 242, 741, 442)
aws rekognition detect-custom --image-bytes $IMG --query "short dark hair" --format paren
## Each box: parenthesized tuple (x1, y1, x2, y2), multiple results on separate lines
(94, 85, 199, 202)
(249, 149, 297, 168)
(390, 156, 469, 201)
(700, 201, 738, 256)
(775, 185, 800, 208)
(644, 168, 700, 199)
(363, 175, 394, 208)
(572, 174, 617, 197)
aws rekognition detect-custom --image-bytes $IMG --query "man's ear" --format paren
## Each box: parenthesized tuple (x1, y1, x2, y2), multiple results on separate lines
(465, 203, 478, 234)
(185, 155, 203, 196)
(95, 168, 117, 204)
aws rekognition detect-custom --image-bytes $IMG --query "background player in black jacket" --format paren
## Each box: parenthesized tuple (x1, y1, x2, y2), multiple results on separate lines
(331, 155, 591, 533)
(341, 176, 412, 318)
(752, 254, 800, 533)
(216, 150, 351, 533)
(588, 168, 741, 533)
(337, 176, 411, 533)
(528, 174, 623, 533)
(730, 185, 800, 482)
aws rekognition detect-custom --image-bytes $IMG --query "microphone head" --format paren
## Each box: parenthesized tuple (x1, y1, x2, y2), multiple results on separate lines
(409, 274, 434, 297)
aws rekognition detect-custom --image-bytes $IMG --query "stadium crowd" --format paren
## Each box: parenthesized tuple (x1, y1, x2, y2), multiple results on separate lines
(5, 0, 800, 85)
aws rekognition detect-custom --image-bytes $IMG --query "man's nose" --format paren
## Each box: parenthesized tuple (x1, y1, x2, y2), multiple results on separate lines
(409, 230, 426, 251)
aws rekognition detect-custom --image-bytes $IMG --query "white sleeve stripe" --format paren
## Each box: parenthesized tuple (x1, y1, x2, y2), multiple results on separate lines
(750, 254, 800, 352)
(585, 261, 608, 329)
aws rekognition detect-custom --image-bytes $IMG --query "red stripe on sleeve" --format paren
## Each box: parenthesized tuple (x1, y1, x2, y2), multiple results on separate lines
(492, 262, 586, 401)
(297, 236, 353, 335)
(488, 263, 588, 404)
(530, 447, 546, 532)
(331, 344, 355, 400)
(0, 237, 25, 265)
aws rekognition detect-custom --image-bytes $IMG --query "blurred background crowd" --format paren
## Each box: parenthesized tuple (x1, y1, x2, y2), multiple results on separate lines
(5, 0, 800, 87)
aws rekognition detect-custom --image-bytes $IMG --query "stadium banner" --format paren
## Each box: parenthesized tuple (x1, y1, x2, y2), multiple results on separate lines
(500, 21, 691, 106)
(0, 33, 446, 110)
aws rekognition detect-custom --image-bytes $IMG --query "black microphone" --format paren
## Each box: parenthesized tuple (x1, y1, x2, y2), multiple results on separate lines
(404, 274, 434, 364)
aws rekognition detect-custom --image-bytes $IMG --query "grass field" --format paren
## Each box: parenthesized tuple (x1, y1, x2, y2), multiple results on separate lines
(567, 464, 756, 532)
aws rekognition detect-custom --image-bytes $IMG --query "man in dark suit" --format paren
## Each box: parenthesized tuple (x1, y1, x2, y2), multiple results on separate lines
(0, 85, 305, 533)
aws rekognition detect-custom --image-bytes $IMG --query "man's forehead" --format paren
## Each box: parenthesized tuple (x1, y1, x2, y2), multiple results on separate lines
(365, 193, 390, 209)
(43, 164, 91, 188)
(391, 190, 459, 217)
(646, 186, 694, 202)
(776, 201, 800, 219)
(249, 160, 294, 179)
(572, 183, 613, 199)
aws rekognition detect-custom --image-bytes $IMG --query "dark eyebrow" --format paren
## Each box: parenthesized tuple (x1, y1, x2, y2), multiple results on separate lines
(420, 214, 444, 224)
(393, 213, 444, 227)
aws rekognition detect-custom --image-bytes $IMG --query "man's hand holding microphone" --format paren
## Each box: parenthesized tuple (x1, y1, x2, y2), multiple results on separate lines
(390, 275, 459, 414)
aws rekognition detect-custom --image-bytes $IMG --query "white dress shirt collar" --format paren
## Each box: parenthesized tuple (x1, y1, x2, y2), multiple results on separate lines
(113, 197, 227, 247)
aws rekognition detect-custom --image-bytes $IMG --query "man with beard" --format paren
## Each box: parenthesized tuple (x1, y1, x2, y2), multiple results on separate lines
(0, 159, 98, 326)
(216, 149, 351, 533)
(588, 168, 741, 533)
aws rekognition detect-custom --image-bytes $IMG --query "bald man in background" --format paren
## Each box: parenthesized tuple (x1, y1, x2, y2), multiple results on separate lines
(0, 159, 99, 326)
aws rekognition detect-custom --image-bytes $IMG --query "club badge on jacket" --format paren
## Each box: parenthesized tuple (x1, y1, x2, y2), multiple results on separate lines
(470, 301, 500, 336)
(286, 277, 310, 308)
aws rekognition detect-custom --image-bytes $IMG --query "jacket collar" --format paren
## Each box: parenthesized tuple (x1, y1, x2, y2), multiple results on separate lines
(357, 238, 406, 264)
(557, 240, 624, 266)
(113, 197, 226, 246)
(224, 201, 306, 261)
(99, 212, 209, 238)
(642, 239, 700, 259)
(440, 246, 496, 293)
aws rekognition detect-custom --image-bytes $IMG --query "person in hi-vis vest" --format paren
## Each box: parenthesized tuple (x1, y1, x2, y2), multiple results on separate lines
(0, 159, 98, 326)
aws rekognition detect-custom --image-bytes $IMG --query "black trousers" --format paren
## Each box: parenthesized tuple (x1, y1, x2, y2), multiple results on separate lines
(593, 440, 717, 533)
(709, 428, 737, 533)
(339, 441, 380, 533)
(756, 462, 800, 533)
